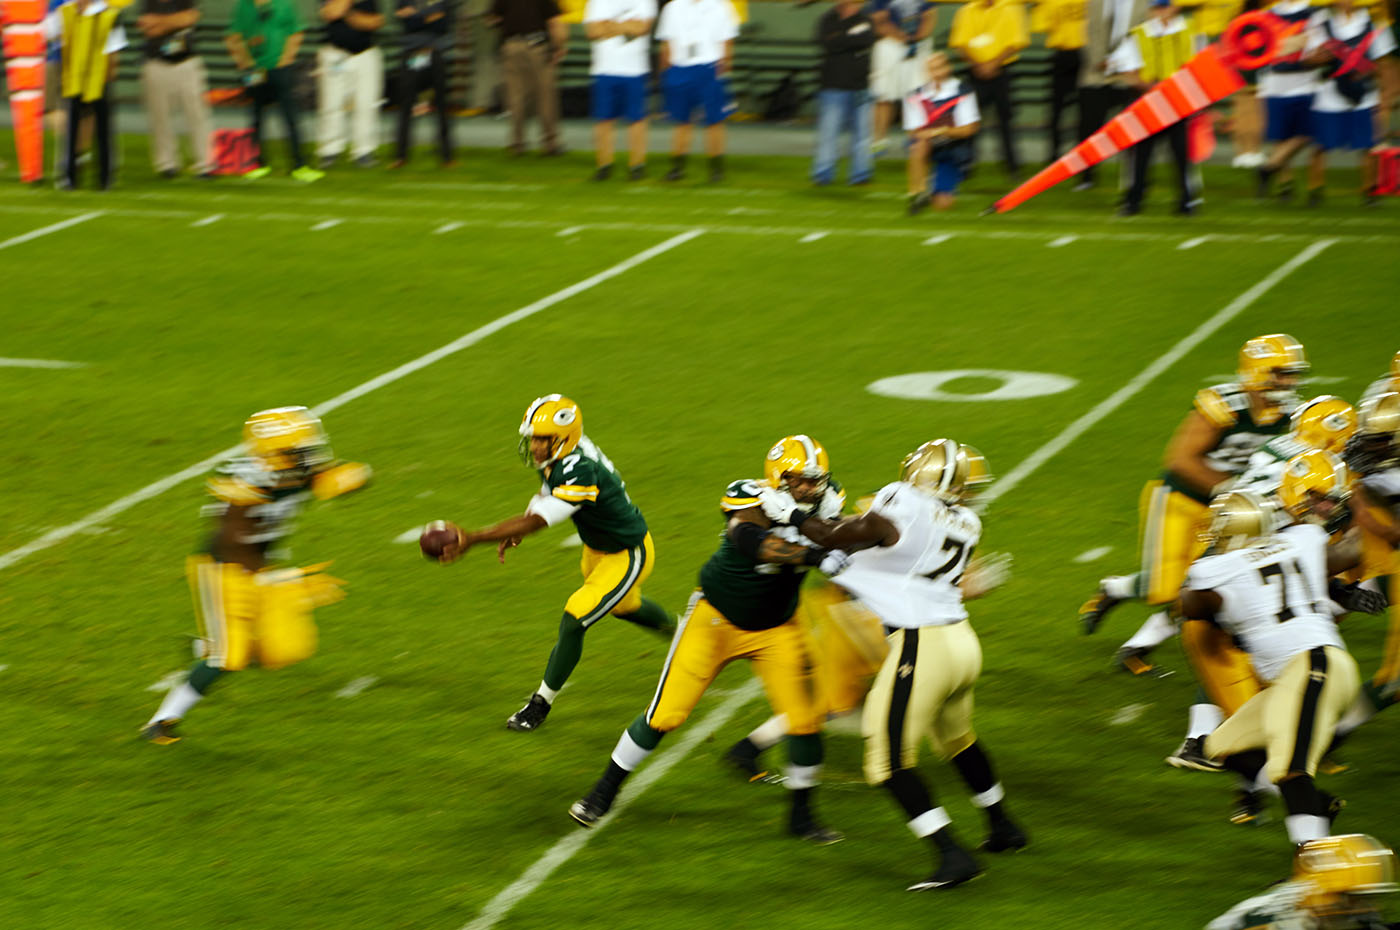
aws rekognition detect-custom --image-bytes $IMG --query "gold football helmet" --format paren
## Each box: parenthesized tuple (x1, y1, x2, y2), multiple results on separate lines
(900, 439, 992, 504)
(1390, 349, 1400, 383)
(1291, 395, 1356, 454)
(1237, 334, 1308, 404)
(1296, 834, 1398, 915)
(1200, 490, 1279, 553)
(1279, 450, 1351, 532)
(242, 407, 332, 486)
(764, 435, 830, 497)
(519, 395, 583, 469)
(1347, 391, 1400, 475)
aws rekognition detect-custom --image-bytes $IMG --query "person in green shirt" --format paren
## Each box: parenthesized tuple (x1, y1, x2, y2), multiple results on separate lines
(225, 0, 324, 180)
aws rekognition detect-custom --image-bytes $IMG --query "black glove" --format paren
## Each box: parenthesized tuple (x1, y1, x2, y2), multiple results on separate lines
(1329, 578, 1389, 615)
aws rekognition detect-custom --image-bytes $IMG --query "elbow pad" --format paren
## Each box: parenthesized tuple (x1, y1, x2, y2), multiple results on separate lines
(730, 521, 769, 560)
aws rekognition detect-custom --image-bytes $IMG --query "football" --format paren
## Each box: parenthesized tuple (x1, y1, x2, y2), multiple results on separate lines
(419, 520, 460, 561)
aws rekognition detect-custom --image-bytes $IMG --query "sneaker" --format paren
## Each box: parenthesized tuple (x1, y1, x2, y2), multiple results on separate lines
(159, 168, 179, 180)
(980, 817, 1028, 853)
(723, 740, 769, 783)
(140, 719, 181, 745)
(1175, 201, 1197, 217)
(907, 192, 931, 216)
(292, 166, 326, 183)
(1306, 188, 1324, 208)
(1117, 202, 1142, 217)
(628, 165, 646, 181)
(243, 165, 272, 180)
(319, 155, 337, 170)
(354, 154, 378, 168)
(1072, 178, 1095, 192)
(708, 163, 725, 184)
(908, 845, 981, 891)
(1230, 789, 1267, 825)
(568, 788, 615, 828)
(1165, 736, 1224, 772)
(506, 693, 551, 732)
(790, 820, 845, 845)
(1115, 646, 1172, 679)
(1078, 589, 1122, 635)
(591, 163, 614, 182)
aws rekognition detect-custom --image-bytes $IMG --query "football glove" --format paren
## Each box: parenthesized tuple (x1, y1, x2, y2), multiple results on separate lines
(1329, 578, 1389, 615)
(817, 550, 852, 577)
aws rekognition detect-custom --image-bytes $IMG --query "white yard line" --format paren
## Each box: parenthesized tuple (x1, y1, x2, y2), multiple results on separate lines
(979, 239, 1336, 509)
(459, 679, 763, 930)
(799, 231, 828, 243)
(310, 218, 344, 231)
(0, 211, 102, 250)
(190, 213, 224, 227)
(1074, 546, 1114, 563)
(557, 226, 584, 237)
(1178, 236, 1208, 250)
(922, 234, 953, 246)
(0, 358, 86, 369)
(335, 675, 379, 698)
(1047, 235, 1077, 248)
(0, 230, 705, 574)
(434, 222, 464, 235)
(1110, 703, 1150, 725)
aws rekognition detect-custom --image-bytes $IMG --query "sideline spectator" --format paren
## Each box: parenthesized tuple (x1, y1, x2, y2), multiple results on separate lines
(868, 0, 935, 155)
(45, 0, 125, 190)
(316, 0, 385, 168)
(656, 0, 740, 182)
(1032, 0, 1087, 162)
(812, 0, 876, 185)
(392, 0, 455, 167)
(1255, 0, 1319, 200)
(1301, 0, 1396, 206)
(1108, 0, 1202, 215)
(226, 0, 324, 181)
(950, 0, 1029, 180)
(1074, 0, 1146, 190)
(138, 0, 214, 178)
(489, 0, 568, 156)
(583, 0, 656, 181)
(904, 50, 980, 212)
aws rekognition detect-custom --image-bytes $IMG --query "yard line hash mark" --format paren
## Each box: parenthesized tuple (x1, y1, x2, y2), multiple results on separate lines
(799, 231, 828, 243)
(435, 222, 464, 235)
(1110, 703, 1150, 725)
(191, 213, 224, 227)
(311, 218, 344, 231)
(557, 226, 584, 237)
(1047, 235, 1077, 248)
(0, 358, 86, 369)
(0, 230, 705, 574)
(1074, 546, 1113, 563)
(1178, 236, 1208, 250)
(335, 676, 379, 698)
(922, 234, 953, 246)
(0, 211, 102, 250)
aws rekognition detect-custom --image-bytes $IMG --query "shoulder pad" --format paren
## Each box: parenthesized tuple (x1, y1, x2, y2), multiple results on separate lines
(208, 458, 272, 505)
(1195, 385, 1245, 428)
(722, 479, 765, 512)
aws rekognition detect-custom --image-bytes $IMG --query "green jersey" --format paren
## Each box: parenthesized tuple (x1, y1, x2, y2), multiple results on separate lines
(529, 436, 648, 552)
(698, 477, 845, 632)
(1163, 382, 1297, 503)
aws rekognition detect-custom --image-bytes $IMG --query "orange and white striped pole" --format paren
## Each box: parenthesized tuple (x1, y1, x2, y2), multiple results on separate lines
(2, 0, 48, 183)
(988, 12, 1294, 214)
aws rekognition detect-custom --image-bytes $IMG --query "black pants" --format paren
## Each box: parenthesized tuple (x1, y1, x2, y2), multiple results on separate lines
(1076, 83, 1136, 183)
(969, 68, 1018, 174)
(1125, 122, 1189, 210)
(63, 94, 112, 189)
(249, 67, 304, 168)
(396, 47, 454, 163)
(1047, 48, 1082, 162)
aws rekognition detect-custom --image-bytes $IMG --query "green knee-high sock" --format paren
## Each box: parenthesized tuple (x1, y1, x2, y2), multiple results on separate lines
(616, 598, 675, 636)
(626, 713, 666, 751)
(543, 612, 586, 692)
(189, 660, 224, 694)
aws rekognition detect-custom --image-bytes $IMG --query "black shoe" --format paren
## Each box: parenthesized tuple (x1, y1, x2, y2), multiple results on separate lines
(1165, 736, 1224, 772)
(1230, 789, 1267, 825)
(708, 158, 725, 184)
(1363, 186, 1381, 208)
(907, 192, 931, 216)
(628, 165, 646, 181)
(1175, 202, 1196, 217)
(1306, 188, 1324, 208)
(790, 820, 845, 845)
(542, 145, 566, 157)
(980, 817, 1028, 853)
(569, 787, 616, 828)
(1117, 202, 1141, 217)
(1115, 645, 1172, 678)
(1256, 165, 1277, 199)
(1072, 177, 1095, 192)
(506, 693, 551, 732)
(1277, 179, 1295, 202)
(354, 154, 378, 168)
(1078, 588, 1122, 635)
(664, 167, 685, 181)
(140, 719, 181, 745)
(723, 739, 768, 782)
(908, 845, 981, 890)
(159, 168, 178, 180)
(591, 163, 613, 182)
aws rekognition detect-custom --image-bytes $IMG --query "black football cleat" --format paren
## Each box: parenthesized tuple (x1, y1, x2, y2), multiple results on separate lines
(1230, 789, 1267, 826)
(1165, 736, 1224, 773)
(790, 819, 845, 846)
(506, 693, 551, 732)
(140, 719, 181, 745)
(723, 739, 770, 783)
(1115, 645, 1172, 679)
(569, 787, 616, 829)
(1079, 589, 1122, 635)
(908, 845, 982, 891)
(980, 817, 1028, 853)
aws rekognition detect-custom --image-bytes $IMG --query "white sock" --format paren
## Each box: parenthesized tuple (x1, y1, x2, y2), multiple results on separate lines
(149, 682, 203, 725)
(1187, 703, 1224, 740)
(785, 763, 821, 790)
(1122, 611, 1178, 651)
(1284, 814, 1330, 845)
(537, 682, 560, 704)
(1101, 575, 1138, 600)
(908, 807, 952, 838)
(610, 731, 651, 772)
(970, 783, 1004, 808)
(747, 714, 789, 752)
(1335, 692, 1377, 737)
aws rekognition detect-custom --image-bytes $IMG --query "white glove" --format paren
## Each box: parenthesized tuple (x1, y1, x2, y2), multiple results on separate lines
(818, 550, 852, 577)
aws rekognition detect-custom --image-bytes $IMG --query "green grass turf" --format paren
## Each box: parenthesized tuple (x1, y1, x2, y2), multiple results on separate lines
(1, 131, 1398, 930)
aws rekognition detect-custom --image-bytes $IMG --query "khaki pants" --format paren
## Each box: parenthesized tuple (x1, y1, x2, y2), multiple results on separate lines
(141, 57, 213, 174)
(501, 37, 558, 151)
(316, 45, 384, 160)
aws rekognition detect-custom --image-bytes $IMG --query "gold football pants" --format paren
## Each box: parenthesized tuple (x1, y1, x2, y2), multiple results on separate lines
(1139, 480, 1210, 606)
(187, 556, 318, 671)
(802, 582, 888, 718)
(565, 532, 655, 627)
(1182, 619, 1261, 716)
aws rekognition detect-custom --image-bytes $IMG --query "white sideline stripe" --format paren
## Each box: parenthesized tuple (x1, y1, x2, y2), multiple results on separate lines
(799, 231, 828, 243)
(459, 679, 764, 930)
(922, 234, 953, 246)
(1074, 546, 1113, 563)
(1110, 703, 1149, 725)
(191, 213, 224, 227)
(0, 357, 86, 369)
(1048, 235, 1077, 248)
(434, 221, 464, 235)
(0, 230, 705, 575)
(557, 226, 584, 237)
(311, 218, 343, 231)
(335, 675, 378, 698)
(979, 239, 1335, 509)
(0, 211, 101, 250)
(1178, 236, 1208, 250)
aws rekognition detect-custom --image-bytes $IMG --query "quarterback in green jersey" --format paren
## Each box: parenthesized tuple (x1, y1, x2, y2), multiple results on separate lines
(434, 395, 672, 732)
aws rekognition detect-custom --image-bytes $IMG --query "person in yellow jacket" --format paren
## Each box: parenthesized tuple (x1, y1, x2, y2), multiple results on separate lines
(1032, 0, 1088, 163)
(43, 0, 128, 189)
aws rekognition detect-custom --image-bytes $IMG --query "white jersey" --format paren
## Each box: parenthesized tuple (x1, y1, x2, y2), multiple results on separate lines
(833, 481, 981, 629)
(1184, 523, 1345, 682)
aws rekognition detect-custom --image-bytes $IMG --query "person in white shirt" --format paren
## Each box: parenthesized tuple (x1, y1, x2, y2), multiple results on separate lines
(902, 51, 980, 212)
(583, 0, 655, 181)
(794, 439, 1026, 891)
(654, 0, 739, 182)
(1299, 0, 1397, 206)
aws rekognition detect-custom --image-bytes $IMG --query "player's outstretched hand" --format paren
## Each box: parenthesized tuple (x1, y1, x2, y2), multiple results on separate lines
(497, 536, 522, 564)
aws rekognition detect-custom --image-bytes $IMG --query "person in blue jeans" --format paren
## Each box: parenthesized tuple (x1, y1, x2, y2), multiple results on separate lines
(903, 52, 981, 213)
(811, 0, 877, 185)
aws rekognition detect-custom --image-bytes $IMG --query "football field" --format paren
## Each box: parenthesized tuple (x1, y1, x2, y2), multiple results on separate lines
(3, 151, 1399, 930)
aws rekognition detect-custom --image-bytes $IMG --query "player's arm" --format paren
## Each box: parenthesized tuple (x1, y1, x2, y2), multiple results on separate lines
(1352, 483, 1400, 546)
(1326, 530, 1364, 576)
(1178, 586, 1222, 622)
(729, 507, 828, 565)
(209, 505, 267, 572)
(797, 511, 899, 551)
(1163, 410, 1232, 498)
(442, 512, 548, 563)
